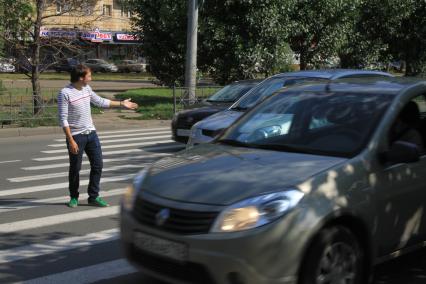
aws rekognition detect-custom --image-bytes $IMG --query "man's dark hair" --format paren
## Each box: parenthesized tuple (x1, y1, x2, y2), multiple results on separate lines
(70, 64, 91, 83)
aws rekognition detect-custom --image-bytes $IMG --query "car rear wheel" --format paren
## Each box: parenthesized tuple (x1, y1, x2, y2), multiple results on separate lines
(299, 226, 365, 284)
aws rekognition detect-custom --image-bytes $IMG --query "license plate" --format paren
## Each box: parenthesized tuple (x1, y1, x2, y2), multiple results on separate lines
(177, 129, 191, 137)
(134, 231, 188, 262)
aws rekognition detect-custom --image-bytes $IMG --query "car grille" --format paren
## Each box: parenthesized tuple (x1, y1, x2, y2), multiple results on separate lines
(132, 196, 219, 235)
(128, 245, 215, 284)
(202, 129, 222, 137)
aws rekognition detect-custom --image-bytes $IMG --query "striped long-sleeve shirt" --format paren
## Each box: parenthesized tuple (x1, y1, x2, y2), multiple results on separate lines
(57, 84, 111, 135)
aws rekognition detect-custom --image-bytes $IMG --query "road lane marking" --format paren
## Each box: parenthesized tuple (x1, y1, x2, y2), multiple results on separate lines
(0, 160, 22, 164)
(0, 188, 124, 213)
(18, 259, 137, 284)
(22, 152, 171, 170)
(49, 130, 171, 146)
(33, 144, 183, 161)
(53, 127, 171, 142)
(0, 229, 119, 264)
(9, 164, 143, 182)
(43, 135, 172, 153)
(0, 174, 134, 197)
(0, 206, 119, 233)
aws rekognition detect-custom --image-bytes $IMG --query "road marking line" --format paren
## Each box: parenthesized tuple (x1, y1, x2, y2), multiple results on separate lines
(0, 174, 134, 197)
(49, 130, 171, 146)
(43, 135, 172, 153)
(0, 160, 22, 164)
(34, 142, 180, 161)
(9, 165, 143, 183)
(0, 188, 124, 213)
(18, 259, 137, 284)
(22, 152, 171, 171)
(0, 229, 119, 264)
(0, 206, 119, 233)
(53, 127, 171, 141)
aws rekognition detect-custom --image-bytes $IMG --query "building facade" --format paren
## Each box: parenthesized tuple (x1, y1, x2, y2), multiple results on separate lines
(41, 0, 141, 62)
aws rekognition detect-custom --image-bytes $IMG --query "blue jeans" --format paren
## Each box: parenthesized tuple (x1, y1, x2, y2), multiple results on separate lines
(67, 131, 103, 200)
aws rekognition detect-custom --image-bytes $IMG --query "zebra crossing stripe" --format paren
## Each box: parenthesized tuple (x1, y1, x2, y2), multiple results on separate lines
(0, 188, 124, 213)
(33, 142, 181, 161)
(9, 164, 143, 183)
(18, 258, 137, 284)
(0, 206, 119, 233)
(0, 229, 119, 264)
(0, 174, 134, 197)
(42, 136, 172, 153)
(48, 130, 171, 147)
(22, 152, 171, 171)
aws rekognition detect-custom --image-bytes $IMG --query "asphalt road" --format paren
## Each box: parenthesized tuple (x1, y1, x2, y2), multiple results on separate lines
(0, 128, 425, 284)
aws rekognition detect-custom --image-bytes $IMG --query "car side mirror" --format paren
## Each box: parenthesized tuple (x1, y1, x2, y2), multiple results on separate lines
(380, 141, 420, 164)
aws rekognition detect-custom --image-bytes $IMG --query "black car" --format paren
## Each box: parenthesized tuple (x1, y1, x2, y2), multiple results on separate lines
(53, 58, 79, 73)
(172, 79, 261, 143)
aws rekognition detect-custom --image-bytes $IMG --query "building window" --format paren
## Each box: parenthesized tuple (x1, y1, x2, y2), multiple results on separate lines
(82, 2, 94, 16)
(56, 2, 70, 14)
(103, 5, 112, 16)
(120, 7, 131, 18)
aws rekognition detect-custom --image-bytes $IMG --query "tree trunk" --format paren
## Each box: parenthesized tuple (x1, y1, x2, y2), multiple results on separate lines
(299, 50, 308, 70)
(32, 0, 44, 116)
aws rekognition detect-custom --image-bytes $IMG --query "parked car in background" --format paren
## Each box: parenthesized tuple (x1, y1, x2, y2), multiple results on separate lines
(0, 58, 15, 73)
(84, 59, 118, 73)
(172, 79, 261, 143)
(116, 60, 147, 73)
(121, 78, 426, 284)
(188, 69, 394, 146)
(53, 58, 79, 73)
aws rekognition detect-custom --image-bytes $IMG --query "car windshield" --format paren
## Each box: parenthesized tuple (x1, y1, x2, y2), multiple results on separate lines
(220, 91, 393, 157)
(232, 77, 325, 111)
(207, 83, 256, 103)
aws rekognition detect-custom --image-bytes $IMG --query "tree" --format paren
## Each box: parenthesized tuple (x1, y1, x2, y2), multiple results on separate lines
(286, 0, 361, 70)
(127, 0, 188, 87)
(0, 0, 99, 115)
(198, 0, 293, 84)
(359, 0, 426, 76)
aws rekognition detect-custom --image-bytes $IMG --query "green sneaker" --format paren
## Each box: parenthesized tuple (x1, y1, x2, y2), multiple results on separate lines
(88, 196, 110, 207)
(68, 197, 78, 208)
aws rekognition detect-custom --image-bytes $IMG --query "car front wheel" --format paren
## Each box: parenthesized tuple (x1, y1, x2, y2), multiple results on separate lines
(299, 226, 365, 284)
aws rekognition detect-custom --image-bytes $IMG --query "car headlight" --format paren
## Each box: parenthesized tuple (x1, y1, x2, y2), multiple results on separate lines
(122, 169, 148, 211)
(211, 190, 304, 233)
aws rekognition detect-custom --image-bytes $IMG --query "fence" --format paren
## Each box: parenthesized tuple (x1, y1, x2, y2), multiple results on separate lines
(0, 82, 221, 127)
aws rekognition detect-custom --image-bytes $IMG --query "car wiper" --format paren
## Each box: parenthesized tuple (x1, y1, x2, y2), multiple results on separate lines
(251, 143, 314, 154)
(230, 105, 248, 111)
(206, 99, 234, 103)
(217, 139, 251, 147)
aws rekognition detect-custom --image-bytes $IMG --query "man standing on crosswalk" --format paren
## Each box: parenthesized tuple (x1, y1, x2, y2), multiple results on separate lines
(57, 64, 138, 208)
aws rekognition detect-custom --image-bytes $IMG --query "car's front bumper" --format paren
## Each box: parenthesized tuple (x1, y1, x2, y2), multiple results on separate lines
(120, 205, 310, 284)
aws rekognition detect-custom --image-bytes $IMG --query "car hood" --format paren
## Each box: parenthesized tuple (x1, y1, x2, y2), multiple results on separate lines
(177, 105, 229, 119)
(194, 109, 243, 131)
(143, 144, 346, 206)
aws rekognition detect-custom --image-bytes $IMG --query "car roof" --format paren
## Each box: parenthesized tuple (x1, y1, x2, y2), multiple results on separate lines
(231, 79, 263, 85)
(271, 69, 394, 80)
(274, 77, 425, 96)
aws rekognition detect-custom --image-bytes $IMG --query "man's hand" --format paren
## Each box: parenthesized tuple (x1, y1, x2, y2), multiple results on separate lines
(69, 139, 79, 155)
(122, 98, 139, 110)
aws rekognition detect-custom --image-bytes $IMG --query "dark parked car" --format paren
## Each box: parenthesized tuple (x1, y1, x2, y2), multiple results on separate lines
(172, 79, 261, 143)
(121, 77, 426, 284)
(53, 58, 79, 73)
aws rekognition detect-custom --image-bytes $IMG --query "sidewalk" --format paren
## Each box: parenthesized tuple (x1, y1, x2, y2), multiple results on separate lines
(0, 109, 171, 138)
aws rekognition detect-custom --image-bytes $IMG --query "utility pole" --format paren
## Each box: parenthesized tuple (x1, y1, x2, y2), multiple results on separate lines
(184, 0, 198, 104)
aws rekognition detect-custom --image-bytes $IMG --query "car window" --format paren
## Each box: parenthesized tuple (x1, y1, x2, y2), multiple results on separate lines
(222, 91, 394, 157)
(207, 83, 256, 102)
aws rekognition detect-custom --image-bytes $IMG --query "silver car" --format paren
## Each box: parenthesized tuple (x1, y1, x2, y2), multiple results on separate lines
(121, 78, 426, 284)
(188, 69, 393, 146)
(84, 59, 118, 73)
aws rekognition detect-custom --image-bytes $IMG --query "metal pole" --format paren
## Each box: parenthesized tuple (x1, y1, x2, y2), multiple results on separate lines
(184, 0, 198, 105)
(173, 85, 176, 113)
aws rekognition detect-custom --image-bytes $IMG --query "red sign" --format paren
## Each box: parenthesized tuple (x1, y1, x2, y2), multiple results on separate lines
(115, 33, 139, 41)
(81, 29, 112, 42)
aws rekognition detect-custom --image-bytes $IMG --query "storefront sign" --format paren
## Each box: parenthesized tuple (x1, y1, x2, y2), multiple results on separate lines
(40, 30, 77, 39)
(81, 29, 112, 42)
(115, 33, 139, 41)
